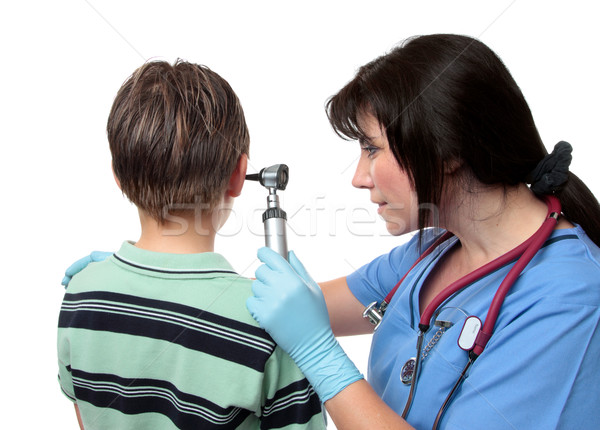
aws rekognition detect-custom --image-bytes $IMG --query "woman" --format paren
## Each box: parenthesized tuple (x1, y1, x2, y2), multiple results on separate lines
(248, 34, 600, 429)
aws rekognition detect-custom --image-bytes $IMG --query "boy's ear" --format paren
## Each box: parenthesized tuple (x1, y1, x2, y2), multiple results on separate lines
(227, 154, 248, 198)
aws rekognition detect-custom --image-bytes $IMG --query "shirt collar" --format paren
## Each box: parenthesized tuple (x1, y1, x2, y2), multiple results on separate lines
(112, 241, 238, 278)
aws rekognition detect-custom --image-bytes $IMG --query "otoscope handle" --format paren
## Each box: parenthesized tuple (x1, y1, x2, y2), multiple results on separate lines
(246, 164, 290, 261)
(263, 208, 288, 260)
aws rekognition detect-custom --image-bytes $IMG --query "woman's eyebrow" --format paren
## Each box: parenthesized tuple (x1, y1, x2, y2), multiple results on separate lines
(359, 133, 384, 145)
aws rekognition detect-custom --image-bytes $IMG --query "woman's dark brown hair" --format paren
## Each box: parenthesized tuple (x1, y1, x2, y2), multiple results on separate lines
(108, 60, 250, 222)
(327, 34, 600, 246)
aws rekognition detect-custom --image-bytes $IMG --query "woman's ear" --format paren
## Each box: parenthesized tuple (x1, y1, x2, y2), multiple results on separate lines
(444, 158, 463, 176)
(227, 154, 248, 198)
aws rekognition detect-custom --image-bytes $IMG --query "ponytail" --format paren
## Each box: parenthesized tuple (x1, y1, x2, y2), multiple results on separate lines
(527, 141, 600, 247)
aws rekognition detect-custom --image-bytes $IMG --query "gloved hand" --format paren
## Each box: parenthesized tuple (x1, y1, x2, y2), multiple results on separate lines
(247, 247, 363, 402)
(61, 251, 113, 287)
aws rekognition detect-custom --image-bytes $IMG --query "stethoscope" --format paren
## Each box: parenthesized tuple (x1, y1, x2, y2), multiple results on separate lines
(363, 195, 561, 429)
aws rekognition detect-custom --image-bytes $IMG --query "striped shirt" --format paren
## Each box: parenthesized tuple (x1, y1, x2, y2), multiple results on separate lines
(58, 241, 325, 429)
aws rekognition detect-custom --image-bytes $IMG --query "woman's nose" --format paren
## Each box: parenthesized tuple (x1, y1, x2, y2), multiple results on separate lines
(352, 155, 373, 189)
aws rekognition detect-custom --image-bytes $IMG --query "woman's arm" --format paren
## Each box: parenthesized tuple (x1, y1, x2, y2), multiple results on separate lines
(325, 380, 413, 430)
(321, 277, 375, 337)
(319, 279, 411, 428)
(248, 248, 411, 428)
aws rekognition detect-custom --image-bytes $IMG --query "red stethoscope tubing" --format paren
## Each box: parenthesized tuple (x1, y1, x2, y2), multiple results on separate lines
(470, 194, 560, 355)
(385, 195, 560, 356)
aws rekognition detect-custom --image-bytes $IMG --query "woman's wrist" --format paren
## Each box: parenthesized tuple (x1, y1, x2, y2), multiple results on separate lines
(325, 380, 414, 430)
(298, 334, 363, 402)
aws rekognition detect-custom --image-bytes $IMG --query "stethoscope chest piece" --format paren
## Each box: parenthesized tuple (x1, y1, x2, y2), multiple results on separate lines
(401, 357, 416, 385)
(401, 320, 451, 386)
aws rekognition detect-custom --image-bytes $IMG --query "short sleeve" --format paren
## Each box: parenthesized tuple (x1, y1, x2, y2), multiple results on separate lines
(57, 326, 76, 402)
(260, 347, 326, 429)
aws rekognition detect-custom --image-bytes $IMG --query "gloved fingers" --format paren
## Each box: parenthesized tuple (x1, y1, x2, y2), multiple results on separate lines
(252, 275, 297, 308)
(257, 247, 292, 273)
(248, 280, 282, 328)
(255, 249, 304, 288)
(288, 250, 312, 282)
(246, 295, 262, 324)
(90, 251, 113, 262)
(251, 278, 271, 298)
(254, 263, 281, 285)
(64, 255, 93, 278)
(62, 251, 113, 287)
(253, 264, 273, 284)
(62, 255, 92, 286)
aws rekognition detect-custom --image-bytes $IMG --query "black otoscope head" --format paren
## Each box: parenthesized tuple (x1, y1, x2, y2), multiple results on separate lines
(246, 164, 289, 191)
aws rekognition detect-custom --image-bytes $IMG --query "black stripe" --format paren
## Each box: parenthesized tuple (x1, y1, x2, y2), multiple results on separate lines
(63, 291, 270, 340)
(59, 291, 275, 372)
(260, 379, 323, 429)
(113, 253, 237, 276)
(72, 369, 251, 429)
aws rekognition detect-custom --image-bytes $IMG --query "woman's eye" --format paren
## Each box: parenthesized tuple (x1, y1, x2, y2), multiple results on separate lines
(362, 145, 378, 156)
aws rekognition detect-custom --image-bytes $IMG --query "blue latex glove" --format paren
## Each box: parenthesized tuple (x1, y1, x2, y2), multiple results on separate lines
(61, 251, 113, 287)
(248, 247, 363, 402)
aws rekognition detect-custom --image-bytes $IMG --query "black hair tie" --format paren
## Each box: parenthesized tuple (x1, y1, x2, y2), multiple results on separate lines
(526, 141, 573, 195)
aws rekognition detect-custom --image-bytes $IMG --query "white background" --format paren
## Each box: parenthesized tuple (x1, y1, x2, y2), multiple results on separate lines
(2, 1, 599, 428)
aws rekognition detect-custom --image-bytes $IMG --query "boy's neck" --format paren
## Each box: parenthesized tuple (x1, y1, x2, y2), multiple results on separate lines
(134, 210, 218, 254)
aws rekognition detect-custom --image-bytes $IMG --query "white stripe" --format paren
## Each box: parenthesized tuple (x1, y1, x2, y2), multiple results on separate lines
(73, 377, 243, 424)
(262, 385, 316, 416)
(62, 300, 275, 354)
(62, 298, 274, 350)
(63, 300, 274, 353)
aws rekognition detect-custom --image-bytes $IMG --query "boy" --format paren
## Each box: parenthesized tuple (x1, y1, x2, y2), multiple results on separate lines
(57, 60, 325, 429)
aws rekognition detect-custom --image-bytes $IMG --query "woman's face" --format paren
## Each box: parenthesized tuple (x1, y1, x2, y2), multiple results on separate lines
(352, 114, 419, 236)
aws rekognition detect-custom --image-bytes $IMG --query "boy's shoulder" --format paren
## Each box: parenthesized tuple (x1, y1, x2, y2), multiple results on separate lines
(66, 242, 261, 327)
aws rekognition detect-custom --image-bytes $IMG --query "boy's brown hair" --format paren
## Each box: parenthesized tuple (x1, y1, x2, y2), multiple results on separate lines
(107, 59, 250, 222)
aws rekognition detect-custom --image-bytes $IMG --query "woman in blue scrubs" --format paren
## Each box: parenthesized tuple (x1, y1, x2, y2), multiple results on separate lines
(248, 34, 600, 429)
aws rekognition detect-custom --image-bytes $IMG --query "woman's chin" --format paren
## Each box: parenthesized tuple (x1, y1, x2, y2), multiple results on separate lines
(384, 220, 408, 236)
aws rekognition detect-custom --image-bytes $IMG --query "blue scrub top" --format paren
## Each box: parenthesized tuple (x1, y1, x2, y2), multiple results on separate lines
(347, 225, 600, 429)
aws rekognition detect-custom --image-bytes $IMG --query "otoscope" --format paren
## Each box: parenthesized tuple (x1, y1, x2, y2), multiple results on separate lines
(245, 164, 289, 260)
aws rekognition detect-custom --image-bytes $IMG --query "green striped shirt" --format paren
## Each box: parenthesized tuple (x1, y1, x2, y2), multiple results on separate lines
(58, 241, 325, 429)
